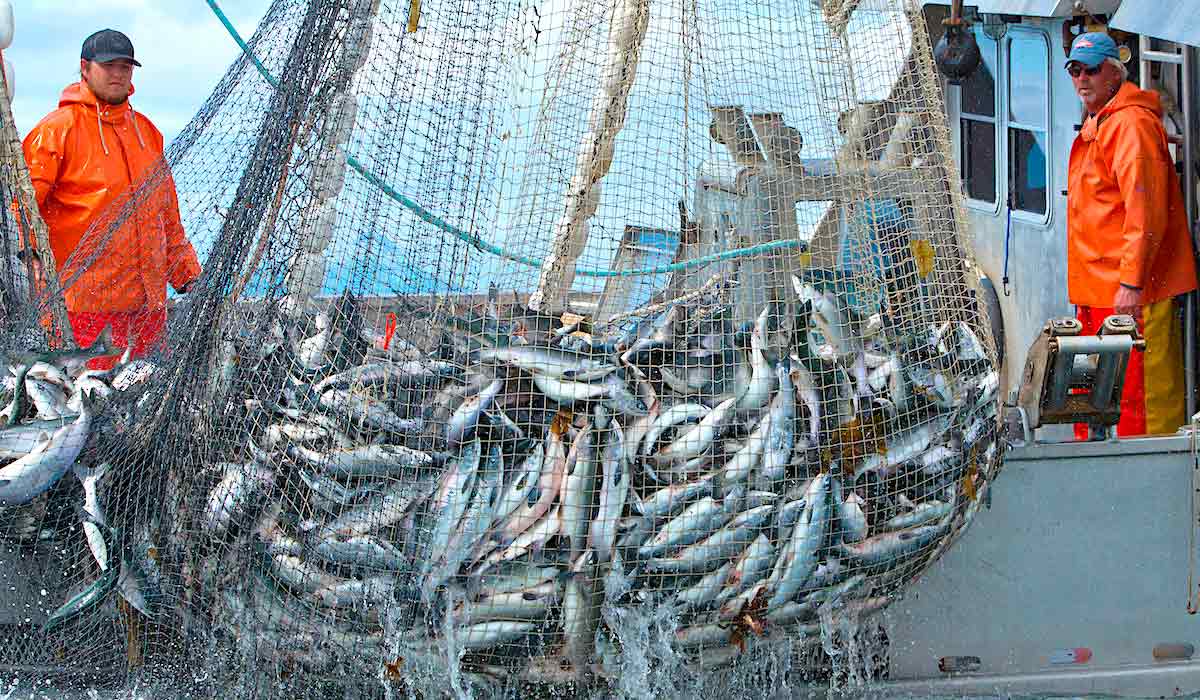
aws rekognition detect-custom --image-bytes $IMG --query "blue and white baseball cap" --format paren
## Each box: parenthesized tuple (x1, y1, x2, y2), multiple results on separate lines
(1066, 32, 1119, 68)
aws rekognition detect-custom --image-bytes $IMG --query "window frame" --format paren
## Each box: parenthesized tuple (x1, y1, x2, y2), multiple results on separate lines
(1004, 27, 1053, 226)
(958, 26, 1001, 215)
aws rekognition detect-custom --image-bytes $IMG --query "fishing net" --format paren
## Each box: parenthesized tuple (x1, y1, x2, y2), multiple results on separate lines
(0, 0, 1001, 695)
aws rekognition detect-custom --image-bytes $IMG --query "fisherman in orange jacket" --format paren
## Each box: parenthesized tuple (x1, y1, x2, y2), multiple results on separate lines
(1065, 32, 1198, 437)
(21, 29, 201, 364)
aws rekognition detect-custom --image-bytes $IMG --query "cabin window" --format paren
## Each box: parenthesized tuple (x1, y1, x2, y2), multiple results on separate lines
(1007, 32, 1049, 216)
(959, 28, 998, 205)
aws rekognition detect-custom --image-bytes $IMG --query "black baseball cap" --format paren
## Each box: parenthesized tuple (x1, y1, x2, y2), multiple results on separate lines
(81, 29, 141, 67)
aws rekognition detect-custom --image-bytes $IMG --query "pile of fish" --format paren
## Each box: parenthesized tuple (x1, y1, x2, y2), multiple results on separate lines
(0, 275, 1000, 684)
(0, 331, 170, 632)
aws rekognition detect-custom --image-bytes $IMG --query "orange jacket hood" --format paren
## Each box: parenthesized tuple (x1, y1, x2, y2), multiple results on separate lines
(21, 81, 201, 313)
(1082, 79, 1162, 136)
(1066, 81, 1197, 307)
(58, 80, 135, 111)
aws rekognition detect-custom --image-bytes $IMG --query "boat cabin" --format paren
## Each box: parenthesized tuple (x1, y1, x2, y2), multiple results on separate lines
(874, 3, 1200, 696)
(923, 0, 1200, 438)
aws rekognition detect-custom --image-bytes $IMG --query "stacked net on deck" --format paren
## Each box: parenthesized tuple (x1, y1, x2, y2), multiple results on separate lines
(0, 0, 1001, 695)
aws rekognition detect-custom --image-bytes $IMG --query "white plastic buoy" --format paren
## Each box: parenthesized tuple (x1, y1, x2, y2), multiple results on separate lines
(0, 1, 14, 51)
(4, 58, 14, 100)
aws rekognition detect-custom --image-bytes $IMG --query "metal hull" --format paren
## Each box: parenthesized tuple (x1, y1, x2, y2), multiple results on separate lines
(878, 434, 1200, 697)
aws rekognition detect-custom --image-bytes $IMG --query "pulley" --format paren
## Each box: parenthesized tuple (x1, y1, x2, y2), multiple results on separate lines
(933, 0, 980, 84)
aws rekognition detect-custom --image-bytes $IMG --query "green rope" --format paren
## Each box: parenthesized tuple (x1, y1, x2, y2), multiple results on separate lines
(205, 0, 805, 278)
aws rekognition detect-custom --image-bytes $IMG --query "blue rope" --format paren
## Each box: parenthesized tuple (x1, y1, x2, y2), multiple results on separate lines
(205, 0, 806, 278)
(1001, 199, 1012, 296)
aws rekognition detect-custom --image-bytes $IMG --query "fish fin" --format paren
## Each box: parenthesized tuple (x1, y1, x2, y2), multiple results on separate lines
(116, 344, 133, 367)
(74, 504, 103, 527)
(117, 560, 153, 616)
(79, 387, 98, 415)
(73, 461, 109, 487)
(91, 324, 116, 355)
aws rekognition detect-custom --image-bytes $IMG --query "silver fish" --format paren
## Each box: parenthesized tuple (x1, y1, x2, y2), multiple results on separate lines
(560, 426, 597, 561)
(261, 550, 341, 596)
(0, 421, 62, 463)
(532, 374, 609, 405)
(204, 462, 277, 538)
(26, 362, 73, 393)
(754, 361, 796, 489)
(427, 444, 504, 602)
(644, 504, 775, 576)
(0, 391, 94, 506)
(832, 477, 868, 544)
(456, 581, 560, 625)
(854, 414, 952, 479)
(836, 521, 949, 572)
(767, 472, 830, 609)
(640, 403, 709, 459)
(421, 440, 484, 584)
(736, 305, 774, 410)
(319, 388, 423, 435)
(919, 444, 964, 479)
(774, 495, 809, 541)
(479, 345, 611, 381)
(562, 553, 600, 673)
(469, 562, 561, 598)
(25, 378, 68, 420)
(721, 410, 769, 490)
(297, 469, 383, 511)
(458, 620, 538, 650)
(288, 442, 436, 479)
(675, 560, 734, 610)
(446, 378, 503, 446)
(715, 533, 775, 604)
(650, 396, 738, 467)
(789, 360, 822, 441)
(635, 474, 715, 521)
(601, 372, 649, 416)
(314, 575, 394, 609)
(638, 496, 732, 560)
(496, 423, 568, 544)
(314, 360, 457, 393)
(0, 365, 30, 426)
(622, 394, 663, 479)
(589, 420, 629, 564)
(475, 504, 561, 575)
(492, 440, 545, 525)
(262, 422, 329, 450)
(881, 498, 955, 531)
(73, 462, 110, 571)
(312, 533, 411, 572)
(317, 474, 436, 537)
(675, 622, 732, 649)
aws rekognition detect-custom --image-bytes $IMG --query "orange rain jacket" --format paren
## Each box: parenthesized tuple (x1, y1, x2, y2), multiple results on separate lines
(22, 81, 201, 313)
(1066, 81, 1198, 307)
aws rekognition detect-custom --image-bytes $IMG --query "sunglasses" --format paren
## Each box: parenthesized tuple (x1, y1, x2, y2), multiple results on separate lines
(1067, 63, 1103, 78)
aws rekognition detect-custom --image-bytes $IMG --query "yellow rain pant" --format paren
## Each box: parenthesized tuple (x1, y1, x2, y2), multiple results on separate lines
(1143, 297, 1186, 435)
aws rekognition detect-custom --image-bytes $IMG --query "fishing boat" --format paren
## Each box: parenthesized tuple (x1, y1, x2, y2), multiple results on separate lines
(874, 1, 1200, 696)
(0, 0, 1195, 696)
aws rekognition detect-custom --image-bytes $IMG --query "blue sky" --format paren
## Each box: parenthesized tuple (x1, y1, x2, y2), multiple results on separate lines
(7, 1, 270, 141)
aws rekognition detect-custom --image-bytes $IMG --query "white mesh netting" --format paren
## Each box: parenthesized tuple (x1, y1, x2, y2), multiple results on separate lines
(0, 0, 1001, 696)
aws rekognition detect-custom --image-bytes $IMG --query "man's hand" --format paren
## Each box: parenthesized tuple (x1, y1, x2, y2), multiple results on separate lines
(1114, 285, 1143, 320)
